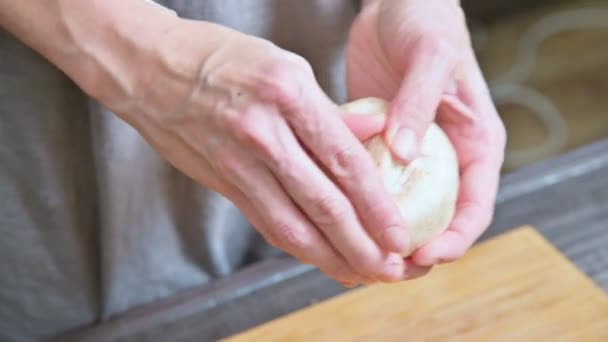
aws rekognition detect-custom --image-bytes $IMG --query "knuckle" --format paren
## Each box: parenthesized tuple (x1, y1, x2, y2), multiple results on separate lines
(495, 121, 508, 151)
(229, 107, 283, 162)
(260, 59, 303, 108)
(473, 117, 507, 164)
(286, 52, 313, 74)
(328, 143, 362, 179)
(420, 34, 459, 60)
(228, 106, 259, 139)
(272, 221, 312, 252)
(312, 193, 349, 226)
(480, 113, 507, 151)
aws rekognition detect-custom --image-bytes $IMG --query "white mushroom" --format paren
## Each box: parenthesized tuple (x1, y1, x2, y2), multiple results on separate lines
(340, 97, 460, 257)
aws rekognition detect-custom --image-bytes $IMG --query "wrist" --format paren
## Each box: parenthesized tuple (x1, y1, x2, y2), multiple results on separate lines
(59, 1, 238, 123)
(0, 0, 180, 108)
(119, 19, 239, 125)
(51, 0, 183, 110)
(0, 0, 234, 122)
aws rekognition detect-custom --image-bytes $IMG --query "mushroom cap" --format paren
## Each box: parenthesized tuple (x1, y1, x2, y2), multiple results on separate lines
(340, 97, 460, 257)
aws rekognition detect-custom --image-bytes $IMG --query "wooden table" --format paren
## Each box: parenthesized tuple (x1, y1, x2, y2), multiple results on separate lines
(56, 139, 608, 342)
(225, 227, 608, 341)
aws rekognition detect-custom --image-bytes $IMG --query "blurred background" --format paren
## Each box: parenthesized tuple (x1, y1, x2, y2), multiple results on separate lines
(463, 0, 608, 172)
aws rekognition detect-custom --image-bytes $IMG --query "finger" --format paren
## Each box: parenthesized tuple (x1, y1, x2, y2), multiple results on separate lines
(341, 112, 386, 141)
(213, 146, 370, 284)
(233, 106, 407, 281)
(278, 84, 410, 257)
(410, 161, 499, 265)
(411, 98, 503, 266)
(384, 38, 457, 162)
(403, 259, 433, 280)
(233, 188, 372, 287)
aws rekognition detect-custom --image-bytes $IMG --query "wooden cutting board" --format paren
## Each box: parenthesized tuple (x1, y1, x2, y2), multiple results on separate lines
(224, 226, 608, 341)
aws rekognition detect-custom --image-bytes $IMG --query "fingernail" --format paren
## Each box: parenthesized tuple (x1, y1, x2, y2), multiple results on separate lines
(403, 260, 432, 280)
(381, 226, 409, 254)
(378, 255, 406, 282)
(390, 128, 417, 161)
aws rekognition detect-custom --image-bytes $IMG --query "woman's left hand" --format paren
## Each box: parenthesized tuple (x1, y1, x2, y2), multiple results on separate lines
(347, 0, 506, 272)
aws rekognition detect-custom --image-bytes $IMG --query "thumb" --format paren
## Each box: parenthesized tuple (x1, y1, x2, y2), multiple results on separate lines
(341, 112, 386, 141)
(384, 43, 457, 162)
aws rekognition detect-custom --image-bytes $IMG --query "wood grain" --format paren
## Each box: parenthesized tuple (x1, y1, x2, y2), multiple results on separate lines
(225, 227, 608, 341)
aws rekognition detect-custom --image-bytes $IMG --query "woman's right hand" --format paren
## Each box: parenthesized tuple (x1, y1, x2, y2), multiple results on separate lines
(116, 19, 422, 286)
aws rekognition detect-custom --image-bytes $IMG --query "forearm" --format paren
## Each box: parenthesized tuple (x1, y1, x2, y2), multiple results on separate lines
(0, 1, 167, 102)
(0, 0, 230, 119)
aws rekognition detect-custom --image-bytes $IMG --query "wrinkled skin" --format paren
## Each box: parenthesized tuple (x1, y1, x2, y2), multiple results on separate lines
(347, 0, 506, 272)
(119, 21, 418, 287)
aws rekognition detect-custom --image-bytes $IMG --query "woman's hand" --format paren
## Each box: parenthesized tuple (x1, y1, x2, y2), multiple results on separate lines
(0, 0, 429, 286)
(348, 0, 506, 267)
(0, 0, 420, 286)
(129, 21, 421, 285)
